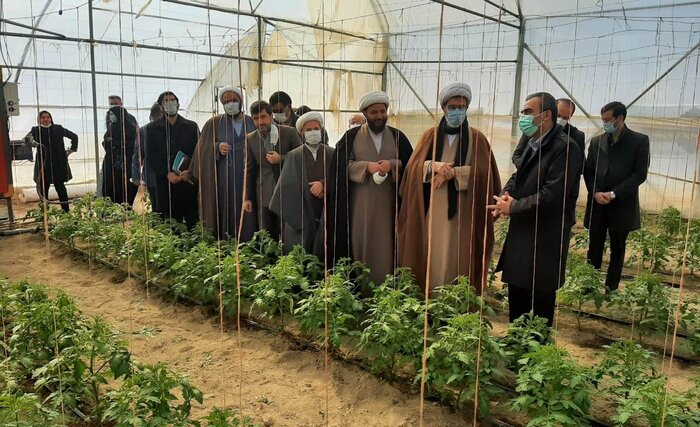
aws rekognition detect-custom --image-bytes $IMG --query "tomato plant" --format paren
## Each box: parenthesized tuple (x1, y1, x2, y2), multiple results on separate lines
(512, 345, 593, 427)
(359, 268, 424, 377)
(658, 206, 683, 238)
(239, 231, 281, 271)
(171, 242, 220, 304)
(607, 273, 672, 341)
(429, 276, 493, 329)
(501, 312, 552, 370)
(103, 362, 203, 427)
(295, 266, 363, 349)
(558, 255, 607, 329)
(422, 313, 505, 417)
(627, 228, 672, 272)
(610, 377, 700, 427)
(200, 407, 260, 427)
(594, 340, 656, 399)
(249, 253, 309, 319)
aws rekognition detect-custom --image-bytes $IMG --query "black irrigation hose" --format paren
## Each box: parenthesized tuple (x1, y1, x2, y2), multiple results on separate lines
(561, 306, 692, 340)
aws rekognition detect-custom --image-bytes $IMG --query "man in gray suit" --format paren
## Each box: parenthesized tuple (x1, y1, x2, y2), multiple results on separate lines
(244, 100, 302, 240)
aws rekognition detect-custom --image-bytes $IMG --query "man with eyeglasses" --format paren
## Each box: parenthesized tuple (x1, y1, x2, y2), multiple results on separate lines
(583, 101, 650, 292)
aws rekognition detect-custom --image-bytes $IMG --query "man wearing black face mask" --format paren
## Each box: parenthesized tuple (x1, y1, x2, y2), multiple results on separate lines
(324, 90, 413, 289)
(145, 91, 200, 228)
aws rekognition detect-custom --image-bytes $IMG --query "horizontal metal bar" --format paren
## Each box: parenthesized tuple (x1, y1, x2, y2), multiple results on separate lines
(0, 31, 383, 76)
(526, 0, 700, 19)
(2, 64, 205, 82)
(161, 0, 378, 42)
(429, 0, 520, 30)
(481, 0, 520, 19)
(274, 58, 518, 64)
(0, 18, 66, 38)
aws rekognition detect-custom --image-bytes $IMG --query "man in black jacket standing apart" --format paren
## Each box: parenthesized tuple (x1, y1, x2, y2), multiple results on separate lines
(584, 101, 649, 291)
(146, 91, 201, 228)
(556, 98, 585, 157)
(490, 92, 582, 326)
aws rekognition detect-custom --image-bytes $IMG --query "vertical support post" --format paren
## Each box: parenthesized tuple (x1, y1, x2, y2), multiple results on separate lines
(257, 17, 264, 101)
(87, 0, 100, 183)
(511, 17, 525, 140)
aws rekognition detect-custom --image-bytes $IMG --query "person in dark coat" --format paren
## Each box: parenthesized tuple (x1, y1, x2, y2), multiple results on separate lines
(131, 103, 163, 211)
(145, 91, 201, 228)
(25, 110, 78, 212)
(102, 106, 138, 205)
(584, 101, 650, 291)
(490, 92, 583, 326)
(556, 98, 586, 157)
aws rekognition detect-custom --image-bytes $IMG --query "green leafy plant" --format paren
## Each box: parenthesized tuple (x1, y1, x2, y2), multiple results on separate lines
(32, 316, 132, 417)
(103, 362, 203, 427)
(249, 253, 309, 318)
(422, 313, 505, 417)
(200, 407, 260, 427)
(628, 228, 672, 272)
(512, 345, 593, 427)
(429, 276, 493, 329)
(501, 312, 552, 370)
(239, 230, 281, 271)
(659, 206, 683, 238)
(359, 268, 425, 377)
(295, 268, 363, 350)
(558, 256, 607, 329)
(607, 272, 672, 342)
(610, 377, 700, 427)
(594, 340, 657, 399)
(0, 392, 59, 426)
(171, 242, 220, 304)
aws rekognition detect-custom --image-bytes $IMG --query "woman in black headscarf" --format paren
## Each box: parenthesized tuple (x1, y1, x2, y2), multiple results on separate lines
(102, 105, 138, 205)
(25, 110, 78, 212)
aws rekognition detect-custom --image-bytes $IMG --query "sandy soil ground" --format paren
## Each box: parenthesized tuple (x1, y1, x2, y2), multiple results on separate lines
(0, 233, 475, 427)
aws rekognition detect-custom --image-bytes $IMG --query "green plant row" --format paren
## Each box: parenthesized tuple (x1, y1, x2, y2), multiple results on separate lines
(0, 279, 258, 427)
(30, 196, 700, 426)
(559, 254, 700, 356)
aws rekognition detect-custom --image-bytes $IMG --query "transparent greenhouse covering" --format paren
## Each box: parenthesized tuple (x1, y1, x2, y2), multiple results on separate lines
(1, 0, 700, 213)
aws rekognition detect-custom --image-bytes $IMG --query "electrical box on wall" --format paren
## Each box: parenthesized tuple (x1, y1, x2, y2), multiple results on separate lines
(3, 82, 19, 117)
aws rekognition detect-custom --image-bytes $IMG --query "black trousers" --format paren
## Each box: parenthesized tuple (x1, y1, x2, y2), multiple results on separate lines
(260, 206, 281, 241)
(587, 209, 629, 291)
(153, 176, 198, 229)
(507, 285, 557, 327)
(37, 180, 69, 212)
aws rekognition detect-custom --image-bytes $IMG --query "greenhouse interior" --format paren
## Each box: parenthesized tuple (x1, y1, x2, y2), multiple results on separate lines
(0, 0, 699, 425)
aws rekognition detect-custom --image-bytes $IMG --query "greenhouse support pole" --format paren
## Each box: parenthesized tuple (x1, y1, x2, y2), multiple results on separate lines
(511, 15, 525, 139)
(523, 43, 600, 130)
(257, 17, 263, 101)
(628, 40, 700, 109)
(88, 0, 100, 181)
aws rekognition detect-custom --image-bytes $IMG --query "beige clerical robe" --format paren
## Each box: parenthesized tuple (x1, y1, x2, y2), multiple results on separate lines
(348, 125, 402, 286)
(422, 134, 473, 292)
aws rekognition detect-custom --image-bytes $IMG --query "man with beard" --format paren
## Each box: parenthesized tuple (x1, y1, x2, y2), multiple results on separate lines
(190, 86, 257, 240)
(244, 100, 302, 240)
(398, 83, 501, 295)
(326, 90, 413, 287)
(270, 111, 334, 254)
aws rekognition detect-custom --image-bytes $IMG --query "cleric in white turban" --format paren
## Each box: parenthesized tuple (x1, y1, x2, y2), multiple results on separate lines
(189, 83, 257, 241)
(270, 110, 334, 254)
(358, 90, 390, 112)
(439, 82, 472, 107)
(397, 81, 501, 296)
(295, 111, 324, 134)
(323, 89, 413, 288)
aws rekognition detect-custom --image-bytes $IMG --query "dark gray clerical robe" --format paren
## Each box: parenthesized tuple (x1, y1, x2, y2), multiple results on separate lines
(270, 143, 334, 254)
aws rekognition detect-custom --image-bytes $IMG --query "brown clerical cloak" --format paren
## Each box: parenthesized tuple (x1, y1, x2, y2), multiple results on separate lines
(397, 123, 501, 295)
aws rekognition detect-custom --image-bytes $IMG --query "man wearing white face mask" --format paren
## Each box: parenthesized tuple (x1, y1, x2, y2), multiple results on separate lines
(398, 82, 502, 295)
(269, 91, 298, 128)
(556, 98, 585, 158)
(583, 101, 649, 291)
(190, 85, 257, 241)
(348, 114, 366, 130)
(244, 100, 302, 241)
(145, 91, 200, 228)
(270, 112, 334, 254)
(489, 92, 582, 327)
